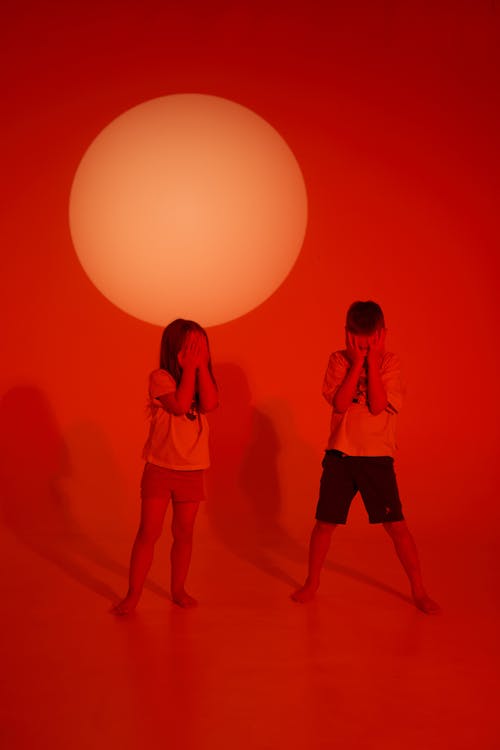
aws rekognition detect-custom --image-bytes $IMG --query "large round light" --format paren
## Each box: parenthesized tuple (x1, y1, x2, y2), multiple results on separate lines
(69, 94, 308, 327)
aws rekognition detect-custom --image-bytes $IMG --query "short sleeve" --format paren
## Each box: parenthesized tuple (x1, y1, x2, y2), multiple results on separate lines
(149, 369, 176, 400)
(322, 351, 349, 406)
(382, 353, 403, 414)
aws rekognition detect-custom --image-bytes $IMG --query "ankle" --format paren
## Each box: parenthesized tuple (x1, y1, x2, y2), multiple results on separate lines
(305, 576, 320, 589)
(411, 583, 426, 598)
(126, 588, 141, 600)
(171, 584, 186, 596)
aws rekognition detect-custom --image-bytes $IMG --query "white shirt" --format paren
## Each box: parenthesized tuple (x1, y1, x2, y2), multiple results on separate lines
(322, 350, 403, 457)
(142, 369, 210, 470)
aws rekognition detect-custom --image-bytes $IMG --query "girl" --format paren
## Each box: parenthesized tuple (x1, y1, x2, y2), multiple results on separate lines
(114, 319, 218, 613)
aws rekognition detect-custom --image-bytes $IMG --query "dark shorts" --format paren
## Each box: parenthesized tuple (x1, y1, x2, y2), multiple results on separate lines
(141, 462, 206, 503)
(315, 450, 404, 525)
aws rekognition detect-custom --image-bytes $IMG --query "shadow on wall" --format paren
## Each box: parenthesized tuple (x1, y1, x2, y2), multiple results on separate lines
(0, 382, 412, 607)
(207, 363, 314, 589)
(207, 364, 412, 605)
(0, 386, 166, 603)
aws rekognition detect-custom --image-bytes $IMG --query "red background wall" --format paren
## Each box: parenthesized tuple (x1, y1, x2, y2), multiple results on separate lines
(2, 1, 499, 556)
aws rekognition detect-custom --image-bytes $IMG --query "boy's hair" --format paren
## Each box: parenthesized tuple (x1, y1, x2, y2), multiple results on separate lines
(346, 301, 385, 335)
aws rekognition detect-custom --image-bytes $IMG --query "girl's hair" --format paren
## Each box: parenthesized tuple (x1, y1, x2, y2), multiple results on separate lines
(346, 301, 385, 334)
(159, 319, 216, 396)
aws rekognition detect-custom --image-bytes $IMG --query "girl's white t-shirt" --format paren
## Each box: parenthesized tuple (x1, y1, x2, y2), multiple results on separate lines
(142, 369, 210, 470)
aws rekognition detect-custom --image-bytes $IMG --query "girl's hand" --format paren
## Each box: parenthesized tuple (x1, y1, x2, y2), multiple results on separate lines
(197, 334, 210, 367)
(178, 333, 202, 370)
(367, 328, 386, 364)
(346, 332, 366, 366)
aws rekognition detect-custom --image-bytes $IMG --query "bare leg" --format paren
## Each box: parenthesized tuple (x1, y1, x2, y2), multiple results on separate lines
(170, 501, 200, 608)
(112, 495, 168, 615)
(292, 521, 337, 603)
(383, 521, 441, 614)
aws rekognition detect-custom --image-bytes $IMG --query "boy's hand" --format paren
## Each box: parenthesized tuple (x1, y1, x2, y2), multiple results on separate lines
(346, 332, 366, 366)
(367, 328, 386, 365)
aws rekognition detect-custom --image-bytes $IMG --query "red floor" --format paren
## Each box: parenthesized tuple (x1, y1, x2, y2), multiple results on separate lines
(1, 510, 497, 749)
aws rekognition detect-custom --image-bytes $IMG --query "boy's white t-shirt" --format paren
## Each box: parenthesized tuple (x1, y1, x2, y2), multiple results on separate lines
(322, 351, 403, 457)
(142, 369, 210, 470)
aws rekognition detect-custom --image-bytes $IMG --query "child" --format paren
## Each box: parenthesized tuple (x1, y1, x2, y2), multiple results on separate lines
(114, 319, 218, 613)
(292, 301, 440, 614)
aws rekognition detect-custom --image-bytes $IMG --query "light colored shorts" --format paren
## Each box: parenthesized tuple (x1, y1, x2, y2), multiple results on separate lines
(141, 462, 206, 503)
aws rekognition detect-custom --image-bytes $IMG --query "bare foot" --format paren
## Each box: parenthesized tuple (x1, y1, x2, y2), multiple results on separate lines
(111, 594, 139, 616)
(413, 591, 441, 615)
(172, 590, 198, 608)
(291, 581, 318, 603)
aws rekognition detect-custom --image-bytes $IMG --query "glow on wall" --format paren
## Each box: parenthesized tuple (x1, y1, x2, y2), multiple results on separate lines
(69, 94, 308, 327)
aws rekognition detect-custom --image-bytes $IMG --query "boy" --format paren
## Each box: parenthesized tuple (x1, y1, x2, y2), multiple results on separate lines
(293, 301, 440, 614)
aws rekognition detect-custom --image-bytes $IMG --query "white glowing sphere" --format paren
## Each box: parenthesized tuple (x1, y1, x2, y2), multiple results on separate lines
(69, 94, 308, 327)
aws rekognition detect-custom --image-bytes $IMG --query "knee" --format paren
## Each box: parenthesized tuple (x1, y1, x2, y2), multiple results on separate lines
(137, 523, 163, 546)
(314, 520, 336, 535)
(172, 521, 194, 544)
(383, 520, 407, 539)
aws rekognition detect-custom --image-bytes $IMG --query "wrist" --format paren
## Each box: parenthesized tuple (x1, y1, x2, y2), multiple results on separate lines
(350, 359, 365, 371)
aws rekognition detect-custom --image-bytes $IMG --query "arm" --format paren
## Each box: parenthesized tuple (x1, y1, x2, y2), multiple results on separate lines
(157, 365, 197, 415)
(159, 333, 218, 415)
(156, 335, 200, 415)
(332, 332, 365, 413)
(366, 329, 388, 415)
(333, 360, 365, 413)
(196, 333, 218, 412)
(197, 364, 219, 413)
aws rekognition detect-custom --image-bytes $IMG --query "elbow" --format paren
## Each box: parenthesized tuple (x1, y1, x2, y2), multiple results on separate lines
(171, 406, 187, 416)
(368, 401, 388, 416)
(200, 398, 219, 414)
(162, 400, 187, 416)
(172, 397, 192, 415)
(332, 396, 347, 414)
